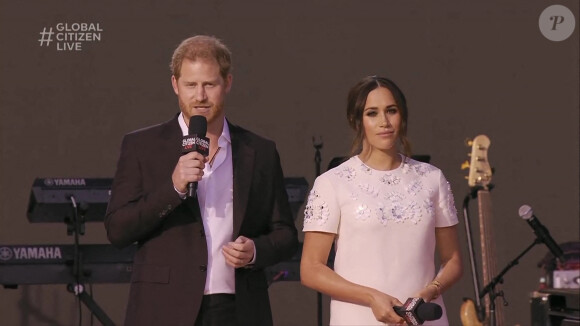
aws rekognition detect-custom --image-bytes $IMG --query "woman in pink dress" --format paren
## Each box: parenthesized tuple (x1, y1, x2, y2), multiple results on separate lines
(301, 76, 463, 325)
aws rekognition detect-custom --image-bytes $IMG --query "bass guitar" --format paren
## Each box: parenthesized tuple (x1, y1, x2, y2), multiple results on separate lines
(459, 135, 504, 326)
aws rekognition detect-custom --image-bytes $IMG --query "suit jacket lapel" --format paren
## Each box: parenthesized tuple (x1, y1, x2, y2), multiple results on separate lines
(230, 122, 255, 237)
(159, 114, 183, 172)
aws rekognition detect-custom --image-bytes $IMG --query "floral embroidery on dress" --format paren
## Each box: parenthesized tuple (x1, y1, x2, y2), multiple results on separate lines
(311, 157, 455, 228)
(445, 181, 458, 217)
(380, 173, 400, 186)
(413, 164, 432, 176)
(381, 201, 422, 224)
(376, 202, 388, 225)
(335, 166, 356, 181)
(355, 204, 371, 221)
(384, 191, 404, 203)
(304, 190, 330, 225)
(424, 199, 434, 217)
(406, 180, 423, 196)
(390, 203, 406, 222)
(406, 201, 422, 224)
(358, 183, 379, 198)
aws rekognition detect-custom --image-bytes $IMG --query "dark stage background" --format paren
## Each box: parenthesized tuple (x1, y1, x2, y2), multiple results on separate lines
(1, 1, 578, 325)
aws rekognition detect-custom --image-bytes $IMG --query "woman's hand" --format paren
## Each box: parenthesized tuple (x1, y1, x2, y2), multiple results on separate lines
(369, 290, 405, 324)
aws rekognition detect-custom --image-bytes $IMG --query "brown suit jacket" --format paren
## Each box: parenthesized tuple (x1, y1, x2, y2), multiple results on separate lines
(105, 115, 298, 326)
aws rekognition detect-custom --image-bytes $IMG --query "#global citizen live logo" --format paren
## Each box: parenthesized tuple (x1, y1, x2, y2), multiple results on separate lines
(38, 22, 103, 51)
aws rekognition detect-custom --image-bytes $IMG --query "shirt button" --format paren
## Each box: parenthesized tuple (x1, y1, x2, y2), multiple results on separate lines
(199, 265, 207, 272)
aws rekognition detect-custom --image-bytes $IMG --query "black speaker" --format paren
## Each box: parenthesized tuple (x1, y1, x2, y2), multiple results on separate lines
(530, 289, 580, 326)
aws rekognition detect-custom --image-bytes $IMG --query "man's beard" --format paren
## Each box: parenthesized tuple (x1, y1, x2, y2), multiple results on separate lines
(178, 98, 223, 124)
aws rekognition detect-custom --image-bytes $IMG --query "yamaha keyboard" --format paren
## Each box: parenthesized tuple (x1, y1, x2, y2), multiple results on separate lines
(1, 243, 304, 286)
(27, 177, 308, 223)
(0, 244, 136, 286)
(8, 177, 309, 287)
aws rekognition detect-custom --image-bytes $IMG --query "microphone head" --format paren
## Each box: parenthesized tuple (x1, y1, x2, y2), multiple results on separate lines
(518, 204, 533, 220)
(189, 115, 207, 137)
(416, 302, 443, 321)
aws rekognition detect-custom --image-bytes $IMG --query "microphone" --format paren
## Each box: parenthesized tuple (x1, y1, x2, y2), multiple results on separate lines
(181, 115, 210, 198)
(393, 298, 442, 325)
(518, 204, 566, 263)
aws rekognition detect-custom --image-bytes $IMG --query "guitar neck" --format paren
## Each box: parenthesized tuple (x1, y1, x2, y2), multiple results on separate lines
(477, 189, 504, 325)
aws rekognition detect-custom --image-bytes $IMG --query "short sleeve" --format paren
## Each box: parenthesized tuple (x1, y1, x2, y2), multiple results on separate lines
(434, 171, 459, 227)
(302, 174, 340, 234)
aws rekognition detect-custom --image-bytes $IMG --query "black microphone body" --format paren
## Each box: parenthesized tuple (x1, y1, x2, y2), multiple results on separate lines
(518, 204, 565, 263)
(393, 298, 442, 325)
(182, 115, 210, 198)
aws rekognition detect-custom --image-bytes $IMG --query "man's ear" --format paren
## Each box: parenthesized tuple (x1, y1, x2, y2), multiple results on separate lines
(171, 75, 179, 95)
(225, 74, 233, 93)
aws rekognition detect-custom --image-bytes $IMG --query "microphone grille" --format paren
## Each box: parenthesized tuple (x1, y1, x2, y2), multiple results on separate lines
(189, 115, 207, 137)
(518, 204, 533, 220)
(416, 302, 442, 320)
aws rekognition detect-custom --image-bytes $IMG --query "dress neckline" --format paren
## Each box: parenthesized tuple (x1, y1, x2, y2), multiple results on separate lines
(353, 153, 406, 173)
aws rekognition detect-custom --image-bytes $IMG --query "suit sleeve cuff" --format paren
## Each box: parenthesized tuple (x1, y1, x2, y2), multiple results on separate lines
(249, 245, 257, 264)
(173, 185, 187, 200)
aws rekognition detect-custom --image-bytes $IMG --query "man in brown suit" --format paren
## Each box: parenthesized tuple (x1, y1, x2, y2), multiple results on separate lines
(105, 35, 298, 326)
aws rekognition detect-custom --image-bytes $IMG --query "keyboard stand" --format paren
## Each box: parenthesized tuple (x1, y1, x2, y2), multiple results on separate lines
(65, 195, 115, 326)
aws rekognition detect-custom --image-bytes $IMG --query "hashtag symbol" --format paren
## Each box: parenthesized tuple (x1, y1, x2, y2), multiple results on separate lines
(38, 27, 54, 46)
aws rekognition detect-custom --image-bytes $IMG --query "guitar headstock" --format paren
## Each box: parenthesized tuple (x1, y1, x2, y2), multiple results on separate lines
(461, 135, 492, 189)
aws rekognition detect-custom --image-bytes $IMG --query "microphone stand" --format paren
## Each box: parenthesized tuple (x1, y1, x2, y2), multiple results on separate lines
(66, 196, 115, 326)
(462, 190, 486, 322)
(478, 238, 542, 326)
(313, 136, 323, 177)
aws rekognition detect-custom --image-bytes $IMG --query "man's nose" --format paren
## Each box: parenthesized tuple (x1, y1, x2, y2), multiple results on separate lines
(194, 87, 207, 102)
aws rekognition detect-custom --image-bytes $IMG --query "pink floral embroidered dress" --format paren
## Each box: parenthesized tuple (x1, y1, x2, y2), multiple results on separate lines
(303, 155, 457, 326)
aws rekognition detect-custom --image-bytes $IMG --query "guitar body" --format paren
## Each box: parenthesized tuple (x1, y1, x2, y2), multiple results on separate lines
(460, 299, 483, 326)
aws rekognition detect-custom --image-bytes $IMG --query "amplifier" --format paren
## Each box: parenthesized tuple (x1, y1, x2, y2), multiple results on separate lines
(554, 270, 580, 289)
(530, 288, 580, 326)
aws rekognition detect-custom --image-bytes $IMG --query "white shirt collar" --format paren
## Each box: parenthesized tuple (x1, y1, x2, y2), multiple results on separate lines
(178, 113, 231, 144)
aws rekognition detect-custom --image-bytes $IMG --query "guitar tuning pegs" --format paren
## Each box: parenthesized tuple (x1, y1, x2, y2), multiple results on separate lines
(461, 160, 470, 170)
(464, 138, 473, 147)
